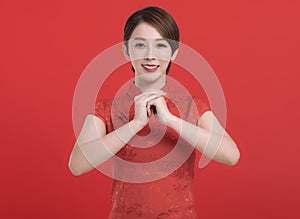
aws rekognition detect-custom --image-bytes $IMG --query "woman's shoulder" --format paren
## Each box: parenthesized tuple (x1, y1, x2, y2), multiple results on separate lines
(95, 96, 123, 108)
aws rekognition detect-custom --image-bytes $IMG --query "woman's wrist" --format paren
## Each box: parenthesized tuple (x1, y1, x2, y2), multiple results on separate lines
(166, 114, 181, 129)
(130, 119, 146, 133)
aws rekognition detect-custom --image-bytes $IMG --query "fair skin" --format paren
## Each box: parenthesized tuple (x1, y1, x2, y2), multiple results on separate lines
(68, 22, 240, 176)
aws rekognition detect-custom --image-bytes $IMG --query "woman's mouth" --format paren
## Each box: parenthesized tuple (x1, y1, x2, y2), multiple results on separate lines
(142, 64, 160, 72)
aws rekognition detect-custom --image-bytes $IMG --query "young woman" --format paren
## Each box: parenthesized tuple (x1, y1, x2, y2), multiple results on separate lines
(69, 6, 240, 219)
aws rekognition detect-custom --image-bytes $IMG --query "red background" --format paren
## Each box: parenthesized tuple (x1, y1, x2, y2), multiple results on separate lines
(1, 0, 300, 218)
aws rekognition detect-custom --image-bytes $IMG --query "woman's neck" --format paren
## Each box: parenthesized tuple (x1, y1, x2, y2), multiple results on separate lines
(134, 74, 166, 92)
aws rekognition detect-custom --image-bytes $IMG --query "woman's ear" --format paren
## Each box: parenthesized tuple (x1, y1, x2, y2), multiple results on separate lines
(122, 44, 130, 60)
(171, 48, 179, 61)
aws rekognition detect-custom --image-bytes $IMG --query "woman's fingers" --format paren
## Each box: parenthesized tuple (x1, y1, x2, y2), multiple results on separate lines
(138, 94, 160, 117)
(137, 91, 166, 107)
(134, 89, 166, 102)
(133, 89, 167, 123)
(147, 102, 151, 117)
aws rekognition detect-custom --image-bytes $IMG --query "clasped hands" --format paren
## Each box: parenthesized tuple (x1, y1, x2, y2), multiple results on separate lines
(133, 89, 174, 127)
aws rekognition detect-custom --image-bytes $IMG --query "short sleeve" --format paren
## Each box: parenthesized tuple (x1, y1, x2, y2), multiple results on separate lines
(193, 96, 210, 118)
(94, 100, 107, 125)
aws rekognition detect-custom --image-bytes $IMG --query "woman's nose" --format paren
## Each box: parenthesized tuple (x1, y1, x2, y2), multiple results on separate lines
(144, 47, 156, 60)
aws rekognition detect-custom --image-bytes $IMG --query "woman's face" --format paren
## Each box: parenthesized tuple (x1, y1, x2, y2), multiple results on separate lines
(125, 22, 176, 83)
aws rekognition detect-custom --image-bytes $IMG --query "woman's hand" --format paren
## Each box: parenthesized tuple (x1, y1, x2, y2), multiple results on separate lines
(147, 96, 173, 126)
(132, 89, 167, 129)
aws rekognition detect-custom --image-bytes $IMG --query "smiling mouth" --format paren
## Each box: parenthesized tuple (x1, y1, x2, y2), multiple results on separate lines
(142, 64, 160, 72)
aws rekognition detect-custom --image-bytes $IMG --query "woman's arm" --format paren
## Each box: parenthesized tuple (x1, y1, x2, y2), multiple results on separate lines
(167, 110, 240, 166)
(147, 96, 240, 166)
(68, 115, 143, 176)
(68, 91, 166, 176)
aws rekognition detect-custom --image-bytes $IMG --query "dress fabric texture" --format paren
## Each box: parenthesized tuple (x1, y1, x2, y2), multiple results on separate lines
(94, 82, 210, 219)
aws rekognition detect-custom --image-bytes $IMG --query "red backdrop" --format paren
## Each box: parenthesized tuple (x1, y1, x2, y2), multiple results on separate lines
(1, 0, 300, 218)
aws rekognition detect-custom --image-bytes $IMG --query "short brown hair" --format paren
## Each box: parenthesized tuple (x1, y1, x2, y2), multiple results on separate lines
(123, 6, 180, 74)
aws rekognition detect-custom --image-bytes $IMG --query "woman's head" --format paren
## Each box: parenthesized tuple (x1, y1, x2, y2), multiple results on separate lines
(123, 6, 180, 75)
(124, 6, 180, 54)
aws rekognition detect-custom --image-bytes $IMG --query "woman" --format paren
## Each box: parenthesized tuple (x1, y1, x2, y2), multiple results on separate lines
(69, 6, 240, 218)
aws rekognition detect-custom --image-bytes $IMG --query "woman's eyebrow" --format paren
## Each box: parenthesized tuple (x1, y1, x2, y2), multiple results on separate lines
(155, 38, 167, 41)
(132, 37, 146, 41)
(132, 37, 166, 41)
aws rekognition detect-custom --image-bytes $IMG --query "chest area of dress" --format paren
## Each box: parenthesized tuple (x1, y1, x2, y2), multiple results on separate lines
(108, 97, 197, 162)
(120, 115, 181, 162)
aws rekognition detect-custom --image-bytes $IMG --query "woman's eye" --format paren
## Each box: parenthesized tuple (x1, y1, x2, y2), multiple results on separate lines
(157, 43, 168, 48)
(135, 43, 145, 48)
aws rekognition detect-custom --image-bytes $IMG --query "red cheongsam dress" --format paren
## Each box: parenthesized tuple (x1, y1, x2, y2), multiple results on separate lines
(95, 82, 210, 219)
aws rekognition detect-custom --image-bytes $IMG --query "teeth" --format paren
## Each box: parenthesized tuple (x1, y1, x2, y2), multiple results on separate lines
(143, 65, 158, 69)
